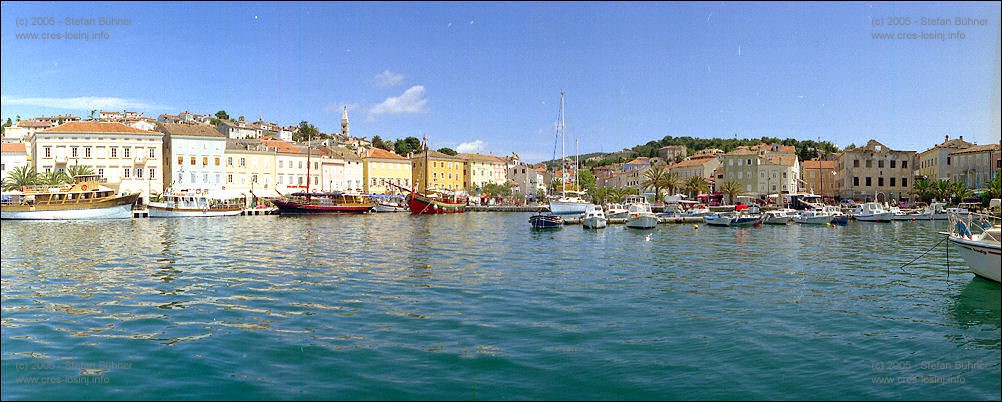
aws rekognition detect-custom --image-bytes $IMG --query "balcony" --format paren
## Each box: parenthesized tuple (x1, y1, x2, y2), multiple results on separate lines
(134, 155, 147, 164)
(53, 155, 68, 164)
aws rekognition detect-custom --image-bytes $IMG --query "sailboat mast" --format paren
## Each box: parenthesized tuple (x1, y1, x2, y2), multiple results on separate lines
(423, 134, 429, 194)
(575, 137, 580, 191)
(306, 130, 311, 197)
(560, 91, 566, 198)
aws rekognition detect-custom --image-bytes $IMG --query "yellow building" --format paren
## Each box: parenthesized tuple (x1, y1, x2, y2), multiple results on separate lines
(362, 147, 412, 194)
(459, 153, 507, 192)
(410, 149, 466, 193)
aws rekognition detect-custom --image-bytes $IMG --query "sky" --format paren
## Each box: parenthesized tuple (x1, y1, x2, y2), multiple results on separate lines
(2, 1, 1000, 163)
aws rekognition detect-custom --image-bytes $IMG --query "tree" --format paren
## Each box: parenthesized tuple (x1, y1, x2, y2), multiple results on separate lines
(2, 165, 38, 191)
(66, 165, 95, 179)
(1, 117, 10, 136)
(719, 180, 743, 205)
(215, 110, 230, 121)
(210, 118, 221, 126)
(642, 165, 669, 202)
(911, 179, 934, 204)
(395, 137, 422, 156)
(437, 147, 457, 156)
(371, 135, 386, 150)
(38, 170, 71, 186)
(578, 169, 596, 192)
(683, 176, 710, 199)
(952, 181, 973, 204)
(932, 179, 954, 203)
(238, 115, 245, 122)
(89, 110, 97, 121)
(294, 121, 320, 143)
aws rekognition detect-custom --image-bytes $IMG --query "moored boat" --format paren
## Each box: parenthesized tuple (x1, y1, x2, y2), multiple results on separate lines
(1, 175, 140, 220)
(529, 210, 564, 229)
(941, 212, 1001, 283)
(272, 191, 374, 214)
(148, 190, 244, 218)
(853, 202, 894, 222)
(762, 209, 795, 225)
(794, 209, 833, 225)
(582, 204, 608, 229)
(624, 197, 658, 229)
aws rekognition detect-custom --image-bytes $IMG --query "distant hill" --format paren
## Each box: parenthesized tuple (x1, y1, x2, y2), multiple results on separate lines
(540, 135, 842, 170)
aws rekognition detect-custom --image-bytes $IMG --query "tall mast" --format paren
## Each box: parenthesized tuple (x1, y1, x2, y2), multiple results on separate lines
(423, 133, 429, 193)
(575, 137, 580, 191)
(560, 91, 566, 198)
(306, 129, 311, 197)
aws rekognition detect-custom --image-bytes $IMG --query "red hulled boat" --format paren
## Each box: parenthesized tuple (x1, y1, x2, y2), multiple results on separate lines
(403, 134, 467, 215)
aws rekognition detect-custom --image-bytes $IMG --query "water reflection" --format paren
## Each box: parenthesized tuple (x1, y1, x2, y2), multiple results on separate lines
(949, 278, 1002, 350)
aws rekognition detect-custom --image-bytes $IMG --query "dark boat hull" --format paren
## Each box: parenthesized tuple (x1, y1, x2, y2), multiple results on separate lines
(529, 214, 563, 229)
(272, 199, 372, 214)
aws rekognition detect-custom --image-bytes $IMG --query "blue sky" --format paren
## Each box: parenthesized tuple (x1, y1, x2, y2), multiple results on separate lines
(2, 1, 999, 163)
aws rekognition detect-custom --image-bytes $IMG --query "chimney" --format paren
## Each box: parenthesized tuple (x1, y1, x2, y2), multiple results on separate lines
(945, 134, 949, 142)
(959, 135, 963, 141)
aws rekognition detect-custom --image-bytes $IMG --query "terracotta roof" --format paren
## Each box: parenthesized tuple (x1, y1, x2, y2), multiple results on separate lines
(950, 143, 1000, 155)
(157, 123, 225, 138)
(17, 121, 54, 128)
(625, 157, 651, 165)
(41, 121, 156, 134)
(765, 155, 797, 166)
(413, 149, 465, 161)
(365, 147, 407, 160)
(458, 153, 505, 163)
(801, 159, 836, 170)
(261, 139, 302, 154)
(725, 147, 757, 156)
(2, 142, 27, 153)
(672, 157, 716, 168)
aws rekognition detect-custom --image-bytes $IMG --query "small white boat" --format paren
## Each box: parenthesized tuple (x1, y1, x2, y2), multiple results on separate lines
(941, 213, 1001, 283)
(853, 202, 894, 222)
(705, 211, 761, 227)
(373, 198, 409, 212)
(762, 209, 795, 225)
(625, 199, 658, 229)
(148, 190, 244, 218)
(582, 204, 608, 229)
(605, 202, 629, 220)
(794, 209, 833, 225)
(1, 175, 140, 220)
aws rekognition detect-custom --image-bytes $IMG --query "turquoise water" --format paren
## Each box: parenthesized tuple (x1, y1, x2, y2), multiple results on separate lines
(1, 214, 999, 400)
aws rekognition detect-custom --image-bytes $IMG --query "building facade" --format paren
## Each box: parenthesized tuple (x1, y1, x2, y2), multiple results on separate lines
(835, 139, 916, 202)
(917, 134, 974, 182)
(410, 149, 466, 193)
(157, 123, 228, 195)
(362, 147, 411, 194)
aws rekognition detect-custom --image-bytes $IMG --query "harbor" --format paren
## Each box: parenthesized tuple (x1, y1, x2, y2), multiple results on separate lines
(2, 213, 998, 400)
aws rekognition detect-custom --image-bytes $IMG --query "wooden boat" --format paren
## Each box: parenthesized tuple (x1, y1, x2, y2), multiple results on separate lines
(148, 190, 245, 218)
(272, 128, 374, 215)
(1, 175, 140, 220)
(272, 191, 373, 214)
(405, 135, 467, 215)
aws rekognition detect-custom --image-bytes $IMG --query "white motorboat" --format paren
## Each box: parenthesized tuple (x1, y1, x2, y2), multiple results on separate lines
(793, 209, 833, 225)
(941, 212, 1001, 283)
(852, 202, 894, 222)
(605, 202, 629, 220)
(762, 209, 796, 225)
(148, 190, 245, 218)
(625, 199, 658, 229)
(582, 204, 608, 229)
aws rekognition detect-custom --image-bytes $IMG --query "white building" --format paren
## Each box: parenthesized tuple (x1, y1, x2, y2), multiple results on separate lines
(218, 120, 263, 139)
(33, 122, 164, 202)
(157, 123, 228, 195)
(1, 142, 29, 182)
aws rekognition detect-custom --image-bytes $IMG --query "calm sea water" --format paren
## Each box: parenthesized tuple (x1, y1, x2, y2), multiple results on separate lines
(1, 214, 999, 400)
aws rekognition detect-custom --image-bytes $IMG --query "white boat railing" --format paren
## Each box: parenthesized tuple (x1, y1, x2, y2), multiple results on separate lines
(948, 212, 1001, 242)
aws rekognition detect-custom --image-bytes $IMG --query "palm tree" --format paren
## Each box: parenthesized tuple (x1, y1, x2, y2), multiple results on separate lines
(642, 166, 668, 201)
(2, 165, 38, 191)
(932, 179, 954, 203)
(719, 180, 743, 205)
(660, 171, 680, 199)
(66, 165, 95, 180)
(952, 181, 972, 204)
(683, 176, 710, 199)
(911, 179, 933, 203)
(37, 170, 71, 186)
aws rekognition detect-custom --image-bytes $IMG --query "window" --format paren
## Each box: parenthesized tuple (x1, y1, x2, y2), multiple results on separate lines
(228, 157, 233, 166)
(124, 168, 131, 178)
(124, 148, 131, 158)
(298, 161, 302, 169)
(901, 160, 908, 169)
(890, 160, 896, 168)
(878, 177, 884, 186)
(865, 177, 872, 186)
(865, 160, 872, 168)
(191, 172, 196, 183)
(279, 160, 283, 169)
(240, 158, 246, 167)
(853, 159, 859, 168)
(228, 174, 233, 183)
(72, 147, 78, 157)
(190, 156, 196, 165)
(85, 147, 92, 158)
(136, 168, 143, 178)
(178, 156, 184, 165)
(890, 177, 896, 187)
(45, 147, 51, 158)
(216, 173, 221, 184)
(149, 148, 156, 158)
(203, 157, 209, 166)
(98, 168, 104, 177)
(902, 178, 908, 187)
(946, 157, 951, 165)
(215, 157, 221, 166)
(111, 148, 117, 158)
(252, 174, 258, 183)
(149, 168, 156, 179)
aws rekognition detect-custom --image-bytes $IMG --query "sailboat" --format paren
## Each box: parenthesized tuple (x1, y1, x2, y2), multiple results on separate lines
(272, 132, 375, 214)
(548, 91, 591, 216)
(406, 135, 467, 214)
